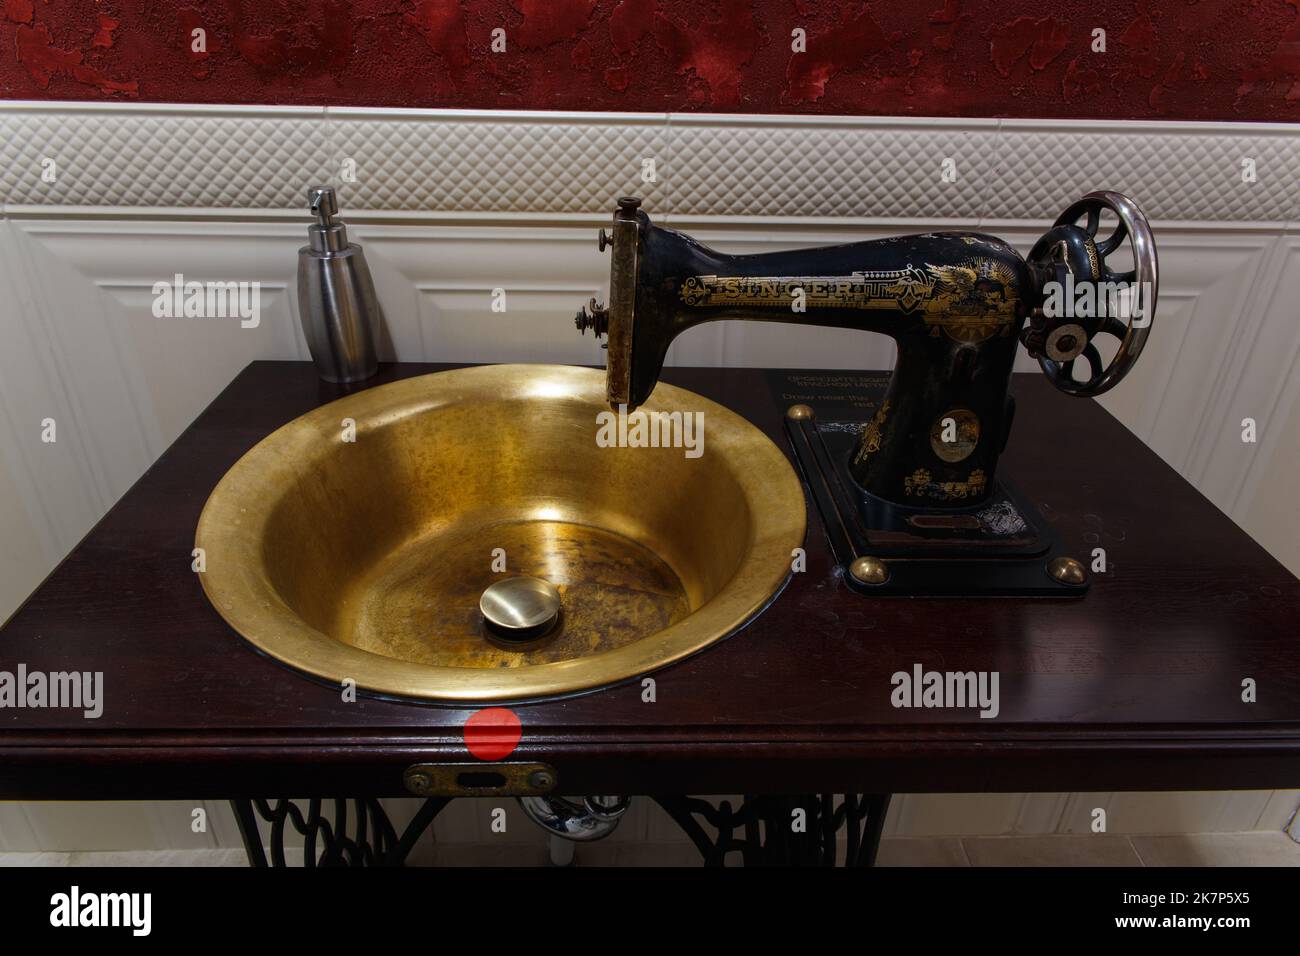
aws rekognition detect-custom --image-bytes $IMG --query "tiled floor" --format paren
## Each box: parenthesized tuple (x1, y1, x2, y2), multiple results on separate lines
(1, 831, 1297, 867)
(889, 832, 1300, 867)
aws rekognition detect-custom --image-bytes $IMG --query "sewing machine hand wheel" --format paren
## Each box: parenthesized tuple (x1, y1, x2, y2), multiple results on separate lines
(1031, 190, 1158, 397)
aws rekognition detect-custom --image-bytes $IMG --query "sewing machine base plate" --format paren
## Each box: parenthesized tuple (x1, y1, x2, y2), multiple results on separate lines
(773, 371, 1088, 597)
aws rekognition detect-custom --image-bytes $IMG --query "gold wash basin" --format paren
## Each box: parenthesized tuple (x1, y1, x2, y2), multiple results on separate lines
(196, 364, 806, 702)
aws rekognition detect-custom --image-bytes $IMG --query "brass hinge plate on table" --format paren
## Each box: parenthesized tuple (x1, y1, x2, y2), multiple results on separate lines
(402, 762, 558, 797)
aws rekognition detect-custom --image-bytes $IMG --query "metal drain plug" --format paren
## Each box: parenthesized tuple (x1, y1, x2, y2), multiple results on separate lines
(479, 576, 561, 643)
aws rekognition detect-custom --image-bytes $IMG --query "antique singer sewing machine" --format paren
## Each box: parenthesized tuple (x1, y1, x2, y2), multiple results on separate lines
(575, 192, 1158, 596)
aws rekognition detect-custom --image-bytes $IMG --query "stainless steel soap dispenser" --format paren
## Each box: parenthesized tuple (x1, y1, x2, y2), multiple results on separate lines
(297, 186, 380, 383)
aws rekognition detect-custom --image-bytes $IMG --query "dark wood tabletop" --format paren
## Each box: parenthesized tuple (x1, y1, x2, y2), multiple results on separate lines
(2, 361, 1298, 799)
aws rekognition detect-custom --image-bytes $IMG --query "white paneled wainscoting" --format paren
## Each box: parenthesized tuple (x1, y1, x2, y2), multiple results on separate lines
(0, 103, 1298, 854)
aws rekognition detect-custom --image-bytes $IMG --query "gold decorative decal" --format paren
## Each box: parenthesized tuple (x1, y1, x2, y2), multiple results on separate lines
(923, 260, 1019, 343)
(904, 467, 987, 501)
(679, 268, 935, 312)
(851, 400, 890, 467)
(678, 259, 1018, 343)
(930, 408, 980, 463)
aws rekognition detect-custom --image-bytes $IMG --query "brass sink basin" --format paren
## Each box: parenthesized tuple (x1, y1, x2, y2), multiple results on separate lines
(196, 365, 806, 702)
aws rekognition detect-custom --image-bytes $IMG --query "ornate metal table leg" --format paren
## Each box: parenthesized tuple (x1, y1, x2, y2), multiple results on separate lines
(230, 797, 450, 867)
(654, 796, 758, 865)
(231, 798, 267, 868)
(382, 796, 452, 866)
(858, 794, 891, 867)
(836, 793, 892, 866)
(654, 793, 892, 867)
(749, 795, 824, 865)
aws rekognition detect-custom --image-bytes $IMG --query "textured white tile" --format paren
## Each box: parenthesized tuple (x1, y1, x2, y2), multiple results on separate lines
(615, 842, 703, 867)
(889, 793, 1025, 837)
(1256, 790, 1300, 832)
(204, 800, 246, 850)
(1131, 831, 1300, 867)
(3, 106, 1295, 225)
(431, 797, 481, 844)
(963, 835, 1142, 867)
(1214, 791, 1282, 832)
(570, 842, 619, 866)
(1013, 793, 1071, 834)
(0, 108, 331, 208)
(987, 123, 1300, 224)
(65, 849, 251, 867)
(20, 803, 170, 852)
(3, 849, 255, 866)
(376, 798, 437, 866)
(0, 803, 40, 852)
(668, 117, 995, 221)
(1058, 792, 1277, 836)
(434, 797, 548, 845)
(0, 852, 71, 867)
(643, 798, 694, 843)
(433, 843, 549, 867)
(600, 798, 649, 843)
(876, 837, 969, 867)
(485, 800, 549, 845)
(328, 111, 668, 214)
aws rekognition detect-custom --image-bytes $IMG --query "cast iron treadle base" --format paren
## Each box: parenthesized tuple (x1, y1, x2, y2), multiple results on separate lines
(231, 794, 891, 867)
(230, 797, 452, 867)
(654, 794, 891, 866)
(774, 370, 1087, 597)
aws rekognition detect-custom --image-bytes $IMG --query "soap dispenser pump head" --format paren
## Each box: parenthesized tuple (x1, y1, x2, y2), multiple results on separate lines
(306, 186, 347, 252)
(310, 187, 337, 224)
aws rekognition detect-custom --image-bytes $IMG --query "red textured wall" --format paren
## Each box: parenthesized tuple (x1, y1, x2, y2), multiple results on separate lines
(2, 1, 1298, 121)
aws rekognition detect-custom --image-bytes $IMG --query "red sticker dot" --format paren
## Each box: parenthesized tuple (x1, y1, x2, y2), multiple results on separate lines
(464, 707, 522, 760)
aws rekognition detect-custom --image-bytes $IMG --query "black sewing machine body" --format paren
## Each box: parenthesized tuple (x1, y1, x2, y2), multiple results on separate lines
(630, 223, 1032, 509)
(577, 193, 1158, 595)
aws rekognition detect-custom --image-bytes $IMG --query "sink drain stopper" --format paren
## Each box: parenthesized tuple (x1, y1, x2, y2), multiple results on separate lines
(479, 576, 561, 643)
